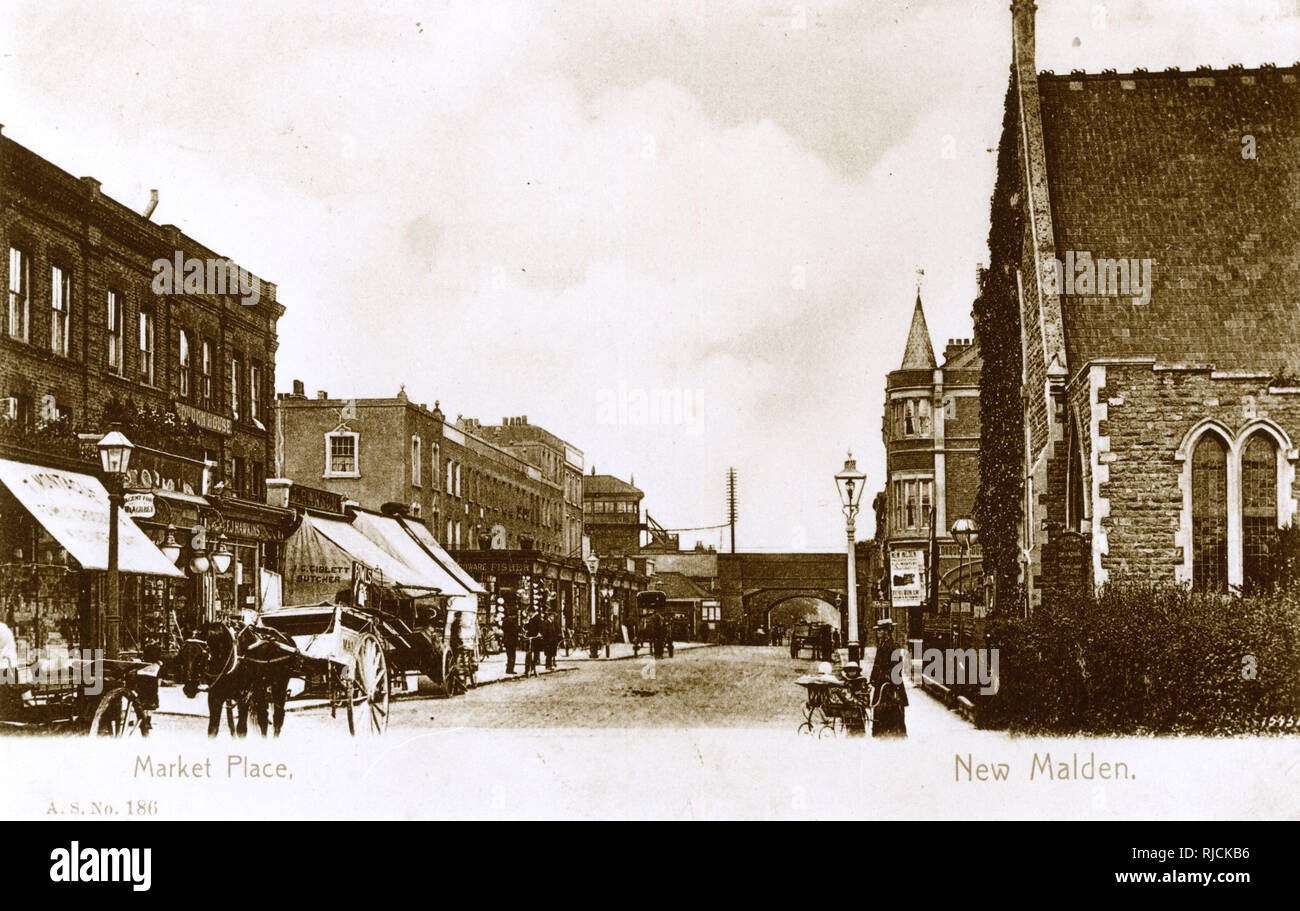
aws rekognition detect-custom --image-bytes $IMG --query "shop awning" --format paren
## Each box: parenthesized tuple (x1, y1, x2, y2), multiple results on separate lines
(350, 511, 480, 603)
(0, 458, 184, 578)
(396, 516, 487, 596)
(308, 514, 444, 594)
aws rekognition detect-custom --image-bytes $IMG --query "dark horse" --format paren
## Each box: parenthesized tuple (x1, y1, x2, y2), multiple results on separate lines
(178, 622, 299, 738)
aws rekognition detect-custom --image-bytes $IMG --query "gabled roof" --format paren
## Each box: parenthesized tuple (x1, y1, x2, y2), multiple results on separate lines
(1036, 66, 1300, 372)
(901, 294, 937, 369)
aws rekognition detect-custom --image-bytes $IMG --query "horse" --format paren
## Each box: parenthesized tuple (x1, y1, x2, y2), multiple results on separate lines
(177, 622, 299, 738)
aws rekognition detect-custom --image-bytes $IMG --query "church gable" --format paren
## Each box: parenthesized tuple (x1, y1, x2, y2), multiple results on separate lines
(1037, 66, 1300, 374)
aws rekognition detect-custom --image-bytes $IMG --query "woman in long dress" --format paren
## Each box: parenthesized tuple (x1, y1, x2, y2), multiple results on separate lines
(868, 621, 908, 737)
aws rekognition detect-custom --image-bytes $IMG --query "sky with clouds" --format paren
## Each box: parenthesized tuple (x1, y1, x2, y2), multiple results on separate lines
(4, 0, 1298, 550)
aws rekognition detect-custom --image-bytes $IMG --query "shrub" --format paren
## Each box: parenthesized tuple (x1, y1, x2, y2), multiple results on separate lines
(981, 581, 1300, 735)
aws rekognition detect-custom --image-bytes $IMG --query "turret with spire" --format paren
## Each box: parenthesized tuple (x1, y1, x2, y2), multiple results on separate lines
(901, 289, 937, 370)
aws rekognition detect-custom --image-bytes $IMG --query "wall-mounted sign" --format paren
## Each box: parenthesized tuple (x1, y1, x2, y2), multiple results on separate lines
(889, 548, 925, 608)
(287, 483, 346, 515)
(174, 400, 233, 436)
(123, 493, 155, 518)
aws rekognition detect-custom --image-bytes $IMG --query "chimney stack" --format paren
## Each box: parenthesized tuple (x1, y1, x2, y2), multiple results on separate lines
(292, 379, 305, 398)
(316, 390, 328, 400)
(1011, 0, 1037, 70)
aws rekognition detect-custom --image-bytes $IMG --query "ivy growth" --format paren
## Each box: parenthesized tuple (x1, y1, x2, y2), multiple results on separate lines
(973, 71, 1026, 613)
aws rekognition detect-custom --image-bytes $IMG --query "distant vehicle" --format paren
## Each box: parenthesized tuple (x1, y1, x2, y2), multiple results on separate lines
(636, 590, 666, 624)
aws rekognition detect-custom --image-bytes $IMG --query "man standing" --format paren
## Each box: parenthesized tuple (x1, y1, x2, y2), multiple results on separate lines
(543, 610, 559, 670)
(523, 608, 542, 677)
(502, 604, 519, 675)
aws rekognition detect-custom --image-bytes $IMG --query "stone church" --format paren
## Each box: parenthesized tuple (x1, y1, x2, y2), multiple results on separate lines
(986, 1, 1300, 610)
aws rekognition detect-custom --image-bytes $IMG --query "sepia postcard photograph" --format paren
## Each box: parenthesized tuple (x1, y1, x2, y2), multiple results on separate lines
(0, 0, 1296, 891)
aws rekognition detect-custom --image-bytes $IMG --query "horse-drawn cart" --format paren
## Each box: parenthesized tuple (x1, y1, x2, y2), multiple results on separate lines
(258, 602, 389, 735)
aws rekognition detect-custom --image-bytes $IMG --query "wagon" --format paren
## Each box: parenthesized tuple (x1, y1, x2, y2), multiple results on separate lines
(258, 602, 389, 735)
(0, 656, 162, 737)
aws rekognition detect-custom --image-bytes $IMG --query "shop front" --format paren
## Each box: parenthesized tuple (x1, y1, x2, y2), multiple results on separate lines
(115, 445, 293, 649)
(0, 454, 184, 664)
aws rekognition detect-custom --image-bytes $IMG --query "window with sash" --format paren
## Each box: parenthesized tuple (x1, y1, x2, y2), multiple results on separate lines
(8, 247, 29, 342)
(50, 265, 70, 357)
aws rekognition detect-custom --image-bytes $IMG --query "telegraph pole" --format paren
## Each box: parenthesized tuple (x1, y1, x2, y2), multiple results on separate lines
(726, 468, 738, 554)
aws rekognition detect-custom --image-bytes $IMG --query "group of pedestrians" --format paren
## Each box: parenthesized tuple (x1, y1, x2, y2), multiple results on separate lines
(501, 605, 562, 676)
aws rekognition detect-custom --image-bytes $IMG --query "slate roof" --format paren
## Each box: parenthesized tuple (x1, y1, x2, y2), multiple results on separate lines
(583, 474, 643, 497)
(901, 294, 937, 369)
(1037, 66, 1300, 373)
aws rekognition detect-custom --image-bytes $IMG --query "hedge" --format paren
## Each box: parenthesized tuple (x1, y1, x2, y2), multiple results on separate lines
(980, 582, 1300, 735)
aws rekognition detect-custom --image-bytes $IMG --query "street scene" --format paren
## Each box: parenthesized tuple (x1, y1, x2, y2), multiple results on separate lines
(1, 0, 1299, 828)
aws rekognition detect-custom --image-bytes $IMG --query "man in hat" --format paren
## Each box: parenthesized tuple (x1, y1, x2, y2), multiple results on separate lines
(523, 607, 543, 676)
(502, 604, 519, 675)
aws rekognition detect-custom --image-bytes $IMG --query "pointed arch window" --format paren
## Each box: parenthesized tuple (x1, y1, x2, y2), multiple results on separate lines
(1191, 433, 1228, 593)
(1065, 420, 1087, 532)
(1242, 433, 1278, 590)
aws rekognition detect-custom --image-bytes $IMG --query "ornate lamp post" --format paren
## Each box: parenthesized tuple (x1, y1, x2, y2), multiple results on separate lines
(835, 452, 867, 662)
(97, 429, 135, 659)
(950, 518, 978, 615)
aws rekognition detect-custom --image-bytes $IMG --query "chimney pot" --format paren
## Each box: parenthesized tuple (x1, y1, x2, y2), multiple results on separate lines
(316, 390, 328, 400)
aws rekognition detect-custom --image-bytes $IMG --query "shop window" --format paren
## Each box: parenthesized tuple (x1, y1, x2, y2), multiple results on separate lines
(1242, 432, 1278, 590)
(1191, 433, 1229, 593)
(8, 246, 29, 342)
(325, 431, 359, 477)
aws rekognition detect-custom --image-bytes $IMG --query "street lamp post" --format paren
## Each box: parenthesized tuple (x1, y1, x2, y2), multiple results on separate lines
(585, 555, 599, 659)
(950, 519, 977, 616)
(835, 453, 867, 663)
(97, 429, 135, 660)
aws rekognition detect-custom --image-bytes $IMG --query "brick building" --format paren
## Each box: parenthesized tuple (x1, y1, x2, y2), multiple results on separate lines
(0, 128, 290, 659)
(880, 292, 983, 626)
(582, 471, 644, 556)
(474, 415, 585, 558)
(1, 128, 283, 499)
(986, 2, 1300, 609)
(275, 385, 570, 556)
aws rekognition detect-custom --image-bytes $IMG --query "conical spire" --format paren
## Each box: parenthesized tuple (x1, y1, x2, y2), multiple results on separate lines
(901, 292, 937, 369)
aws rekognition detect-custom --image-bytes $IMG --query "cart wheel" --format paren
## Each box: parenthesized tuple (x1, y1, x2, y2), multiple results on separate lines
(797, 721, 814, 736)
(89, 687, 149, 738)
(348, 632, 389, 736)
(818, 718, 839, 740)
